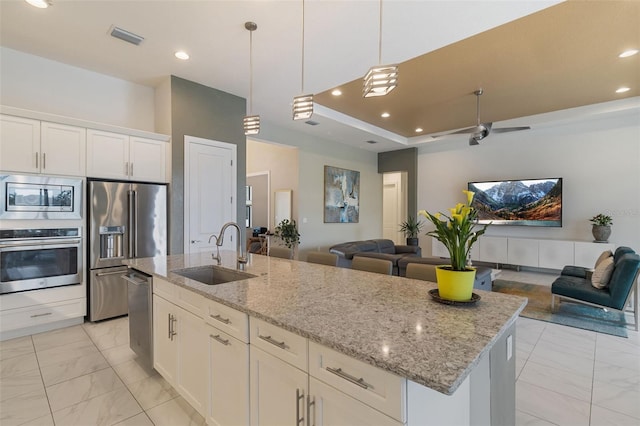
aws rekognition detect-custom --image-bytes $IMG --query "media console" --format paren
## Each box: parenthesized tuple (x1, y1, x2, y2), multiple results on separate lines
(432, 236, 614, 271)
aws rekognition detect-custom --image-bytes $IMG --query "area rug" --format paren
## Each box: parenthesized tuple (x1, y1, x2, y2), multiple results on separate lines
(493, 279, 628, 338)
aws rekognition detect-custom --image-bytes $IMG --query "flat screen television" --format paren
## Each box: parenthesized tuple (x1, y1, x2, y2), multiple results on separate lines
(468, 178, 562, 227)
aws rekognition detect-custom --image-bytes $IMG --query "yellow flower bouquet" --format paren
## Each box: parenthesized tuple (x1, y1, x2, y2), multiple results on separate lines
(419, 190, 490, 271)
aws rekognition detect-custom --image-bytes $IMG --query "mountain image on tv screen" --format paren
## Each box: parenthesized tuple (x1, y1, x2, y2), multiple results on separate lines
(468, 178, 562, 227)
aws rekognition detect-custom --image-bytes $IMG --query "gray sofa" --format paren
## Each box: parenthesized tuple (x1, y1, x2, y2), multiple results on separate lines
(329, 239, 421, 275)
(397, 256, 493, 291)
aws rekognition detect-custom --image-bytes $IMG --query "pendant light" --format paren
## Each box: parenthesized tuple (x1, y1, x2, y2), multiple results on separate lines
(363, 0, 398, 98)
(292, 0, 313, 120)
(244, 21, 260, 135)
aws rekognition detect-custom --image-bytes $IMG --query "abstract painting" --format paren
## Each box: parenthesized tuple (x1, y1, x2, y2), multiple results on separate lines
(324, 165, 360, 223)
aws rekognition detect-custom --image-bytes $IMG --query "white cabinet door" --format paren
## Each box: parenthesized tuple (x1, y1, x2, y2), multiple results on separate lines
(41, 122, 86, 176)
(208, 327, 250, 426)
(86, 129, 129, 179)
(310, 377, 402, 426)
(250, 345, 308, 426)
(574, 242, 615, 268)
(539, 240, 574, 270)
(479, 236, 508, 264)
(176, 305, 207, 416)
(0, 115, 40, 173)
(507, 238, 539, 267)
(129, 136, 166, 182)
(153, 295, 177, 385)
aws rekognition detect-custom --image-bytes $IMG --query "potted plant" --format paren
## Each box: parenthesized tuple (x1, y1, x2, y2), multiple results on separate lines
(399, 216, 423, 246)
(274, 219, 301, 249)
(590, 213, 612, 243)
(419, 190, 490, 301)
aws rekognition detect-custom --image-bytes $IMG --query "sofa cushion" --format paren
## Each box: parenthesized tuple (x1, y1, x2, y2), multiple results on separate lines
(552, 275, 612, 307)
(374, 239, 397, 254)
(329, 240, 379, 260)
(591, 256, 614, 289)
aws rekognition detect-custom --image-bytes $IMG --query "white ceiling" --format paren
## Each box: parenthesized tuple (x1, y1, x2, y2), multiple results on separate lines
(0, 0, 601, 152)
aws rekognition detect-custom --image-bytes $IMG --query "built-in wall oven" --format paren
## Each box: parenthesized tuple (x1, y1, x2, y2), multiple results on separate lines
(0, 228, 82, 294)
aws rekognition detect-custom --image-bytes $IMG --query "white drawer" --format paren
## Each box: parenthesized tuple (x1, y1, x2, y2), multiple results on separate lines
(249, 316, 308, 371)
(175, 287, 205, 317)
(153, 277, 176, 299)
(205, 299, 249, 343)
(309, 341, 406, 423)
(0, 298, 86, 332)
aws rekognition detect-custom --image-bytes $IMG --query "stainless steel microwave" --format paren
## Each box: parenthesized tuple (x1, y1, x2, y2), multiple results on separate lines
(0, 174, 82, 220)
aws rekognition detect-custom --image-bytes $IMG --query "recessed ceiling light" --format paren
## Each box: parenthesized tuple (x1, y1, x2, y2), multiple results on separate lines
(415, 127, 423, 133)
(331, 89, 342, 96)
(175, 51, 190, 60)
(25, 0, 51, 8)
(619, 49, 639, 58)
(616, 87, 630, 93)
(381, 112, 390, 118)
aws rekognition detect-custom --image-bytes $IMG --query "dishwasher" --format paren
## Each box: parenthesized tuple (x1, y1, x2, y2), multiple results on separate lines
(122, 269, 153, 370)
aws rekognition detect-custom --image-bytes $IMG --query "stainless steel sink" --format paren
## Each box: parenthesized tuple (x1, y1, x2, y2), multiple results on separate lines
(172, 265, 256, 285)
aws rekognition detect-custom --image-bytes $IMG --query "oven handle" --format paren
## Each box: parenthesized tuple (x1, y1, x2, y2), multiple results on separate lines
(95, 268, 129, 277)
(0, 239, 81, 249)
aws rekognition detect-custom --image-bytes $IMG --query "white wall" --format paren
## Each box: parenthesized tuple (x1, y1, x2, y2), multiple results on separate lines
(247, 139, 299, 230)
(417, 112, 640, 254)
(257, 123, 382, 256)
(0, 47, 155, 131)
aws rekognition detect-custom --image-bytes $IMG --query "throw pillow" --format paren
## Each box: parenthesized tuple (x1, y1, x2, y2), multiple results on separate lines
(594, 250, 613, 268)
(591, 256, 614, 289)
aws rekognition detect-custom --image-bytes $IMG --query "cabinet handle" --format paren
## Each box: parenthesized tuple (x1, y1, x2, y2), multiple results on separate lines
(35, 152, 39, 168)
(130, 162, 133, 176)
(325, 367, 371, 390)
(295, 388, 305, 425)
(258, 334, 287, 350)
(210, 334, 230, 346)
(125, 162, 129, 176)
(170, 315, 177, 340)
(209, 313, 231, 325)
(168, 313, 172, 339)
(30, 312, 52, 318)
(42, 152, 46, 169)
(306, 395, 315, 426)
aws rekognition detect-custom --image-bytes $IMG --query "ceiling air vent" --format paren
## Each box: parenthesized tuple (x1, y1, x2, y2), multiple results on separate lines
(109, 26, 144, 46)
(366, 140, 378, 144)
(305, 120, 319, 126)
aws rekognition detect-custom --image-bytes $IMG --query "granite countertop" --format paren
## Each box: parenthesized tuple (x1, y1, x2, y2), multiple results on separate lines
(125, 251, 527, 395)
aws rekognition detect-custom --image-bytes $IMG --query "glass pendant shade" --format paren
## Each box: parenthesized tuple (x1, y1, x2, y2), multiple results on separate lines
(243, 115, 260, 135)
(292, 94, 314, 120)
(363, 64, 398, 97)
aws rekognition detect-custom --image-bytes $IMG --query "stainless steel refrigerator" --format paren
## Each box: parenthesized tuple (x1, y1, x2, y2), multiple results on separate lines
(87, 180, 167, 321)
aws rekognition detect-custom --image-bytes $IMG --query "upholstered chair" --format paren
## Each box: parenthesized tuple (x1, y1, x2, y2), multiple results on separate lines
(269, 247, 293, 259)
(405, 263, 437, 282)
(306, 251, 338, 266)
(351, 256, 393, 275)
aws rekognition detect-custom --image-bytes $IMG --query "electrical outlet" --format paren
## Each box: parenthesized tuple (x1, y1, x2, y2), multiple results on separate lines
(507, 335, 513, 361)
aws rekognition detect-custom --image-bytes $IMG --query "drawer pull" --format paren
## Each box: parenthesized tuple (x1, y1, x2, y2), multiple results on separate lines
(30, 312, 52, 318)
(210, 314, 231, 325)
(326, 367, 371, 390)
(210, 334, 230, 346)
(258, 334, 288, 350)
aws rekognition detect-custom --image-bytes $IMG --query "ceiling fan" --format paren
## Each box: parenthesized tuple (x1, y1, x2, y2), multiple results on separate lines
(446, 89, 531, 145)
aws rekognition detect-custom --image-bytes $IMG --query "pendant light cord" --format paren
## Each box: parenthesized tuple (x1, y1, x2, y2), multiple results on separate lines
(378, 0, 383, 64)
(249, 29, 253, 115)
(301, 0, 305, 93)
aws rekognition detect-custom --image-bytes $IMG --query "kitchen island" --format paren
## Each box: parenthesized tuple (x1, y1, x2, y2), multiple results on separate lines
(125, 251, 527, 425)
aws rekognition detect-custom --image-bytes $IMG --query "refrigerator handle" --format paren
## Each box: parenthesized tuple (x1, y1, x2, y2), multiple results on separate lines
(133, 190, 138, 257)
(128, 190, 136, 258)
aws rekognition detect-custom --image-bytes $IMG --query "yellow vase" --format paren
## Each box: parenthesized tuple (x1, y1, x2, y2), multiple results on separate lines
(435, 266, 476, 301)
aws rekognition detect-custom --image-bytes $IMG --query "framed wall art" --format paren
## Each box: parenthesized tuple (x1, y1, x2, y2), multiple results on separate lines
(324, 165, 360, 223)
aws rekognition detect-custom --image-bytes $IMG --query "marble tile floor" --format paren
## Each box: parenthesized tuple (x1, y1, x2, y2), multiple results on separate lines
(1, 272, 638, 426)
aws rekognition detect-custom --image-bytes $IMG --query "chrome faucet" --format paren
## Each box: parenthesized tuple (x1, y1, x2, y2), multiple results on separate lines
(208, 234, 221, 265)
(216, 222, 248, 268)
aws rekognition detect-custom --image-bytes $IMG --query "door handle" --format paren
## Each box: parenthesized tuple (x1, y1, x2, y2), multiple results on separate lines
(191, 240, 202, 244)
(42, 153, 46, 169)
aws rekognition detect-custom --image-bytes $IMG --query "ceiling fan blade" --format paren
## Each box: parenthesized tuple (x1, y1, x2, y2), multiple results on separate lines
(492, 126, 531, 134)
(440, 126, 477, 135)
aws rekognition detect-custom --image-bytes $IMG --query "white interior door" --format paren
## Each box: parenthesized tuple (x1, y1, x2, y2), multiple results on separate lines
(382, 172, 406, 244)
(184, 136, 236, 255)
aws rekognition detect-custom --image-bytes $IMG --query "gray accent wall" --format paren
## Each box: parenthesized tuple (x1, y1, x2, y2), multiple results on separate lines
(378, 148, 418, 217)
(169, 75, 247, 254)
